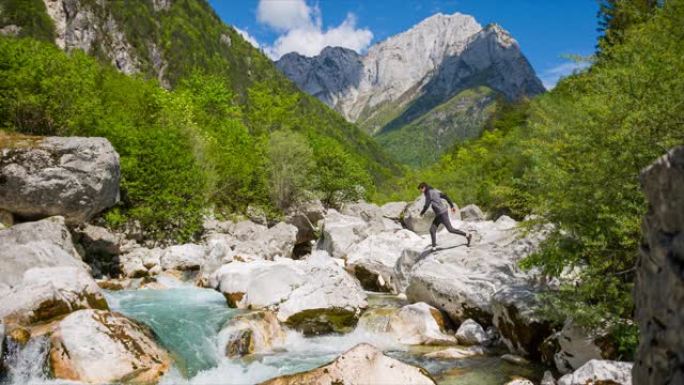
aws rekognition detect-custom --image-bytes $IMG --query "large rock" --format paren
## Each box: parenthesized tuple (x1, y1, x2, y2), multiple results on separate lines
(160, 243, 207, 271)
(285, 200, 326, 244)
(492, 285, 555, 359)
(358, 302, 456, 345)
(553, 321, 616, 374)
(232, 220, 268, 241)
(210, 256, 367, 335)
(260, 343, 436, 385)
(455, 318, 489, 346)
(340, 201, 384, 223)
(634, 146, 684, 385)
(230, 222, 298, 261)
(0, 136, 120, 225)
(460, 204, 485, 221)
(0, 216, 88, 288)
(405, 216, 546, 326)
(118, 247, 162, 278)
(381, 201, 408, 221)
(320, 209, 373, 258)
(73, 224, 123, 256)
(72, 224, 126, 277)
(218, 310, 285, 358)
(49, 309, 170, 385)
(557, 359, 632, 385)
(345, 229, 423, 292)
(0, 267, 108, 325)
(402, 194, 460, 234)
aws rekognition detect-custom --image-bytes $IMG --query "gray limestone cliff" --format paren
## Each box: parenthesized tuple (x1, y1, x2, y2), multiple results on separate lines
(634, 146, 684, 384)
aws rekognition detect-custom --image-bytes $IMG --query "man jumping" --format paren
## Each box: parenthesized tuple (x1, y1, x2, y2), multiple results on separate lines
(418, 182, 472, 251)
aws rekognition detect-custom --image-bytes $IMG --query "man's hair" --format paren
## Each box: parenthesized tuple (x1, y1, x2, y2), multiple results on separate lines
(417, 182, 429, 190)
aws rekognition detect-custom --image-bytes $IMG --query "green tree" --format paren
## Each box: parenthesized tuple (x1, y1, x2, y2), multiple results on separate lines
(266, 130, 315, 210)
(597, 0, 659, 50)
(313, 138, 372, 206)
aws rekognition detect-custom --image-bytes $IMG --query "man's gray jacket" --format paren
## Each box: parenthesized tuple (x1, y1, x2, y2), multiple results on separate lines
(420, 188, 455, 216)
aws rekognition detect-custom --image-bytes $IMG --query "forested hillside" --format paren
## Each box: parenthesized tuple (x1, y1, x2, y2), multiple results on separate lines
(0, 0, 400, 241)
(377, 0, 683, 355)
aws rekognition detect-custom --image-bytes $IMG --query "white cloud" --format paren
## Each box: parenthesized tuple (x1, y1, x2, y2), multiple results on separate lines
(255, 0, 373, 60)
(540, 61, 591, 89)
(257, 0, 311, 31)
(233, 26, 260, 48)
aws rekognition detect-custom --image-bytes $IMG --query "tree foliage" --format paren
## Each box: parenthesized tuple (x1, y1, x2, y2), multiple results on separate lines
(267, 130, 315, 210)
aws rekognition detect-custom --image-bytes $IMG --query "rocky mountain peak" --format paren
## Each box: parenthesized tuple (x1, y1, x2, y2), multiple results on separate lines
(275, 11, 545, 165)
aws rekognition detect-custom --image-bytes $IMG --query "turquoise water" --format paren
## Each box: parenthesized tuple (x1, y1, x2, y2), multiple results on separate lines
(103, 285, 545, 384)
(105, 285, 239, 377)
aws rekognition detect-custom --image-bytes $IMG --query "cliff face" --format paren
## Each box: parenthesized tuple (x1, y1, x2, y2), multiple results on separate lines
(275, 13, 544, 165)
(635, 146, 684, 384)
(0, 0, 264, 92)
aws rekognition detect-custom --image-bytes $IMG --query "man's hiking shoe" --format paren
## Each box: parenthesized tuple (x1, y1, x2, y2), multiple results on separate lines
(466, 233, 472, 247)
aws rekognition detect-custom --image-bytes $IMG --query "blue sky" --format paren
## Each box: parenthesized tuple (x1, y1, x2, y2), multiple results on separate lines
(208, 0, 599, 88)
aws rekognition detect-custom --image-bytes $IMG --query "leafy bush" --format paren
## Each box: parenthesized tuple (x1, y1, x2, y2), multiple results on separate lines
(267, 130, 315, 210)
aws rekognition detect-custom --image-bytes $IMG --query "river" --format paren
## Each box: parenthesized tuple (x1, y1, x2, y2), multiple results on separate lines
(1, 277, 544, 385)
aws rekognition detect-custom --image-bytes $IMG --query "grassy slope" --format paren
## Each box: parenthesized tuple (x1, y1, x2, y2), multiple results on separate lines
(375, 87, 497, 167)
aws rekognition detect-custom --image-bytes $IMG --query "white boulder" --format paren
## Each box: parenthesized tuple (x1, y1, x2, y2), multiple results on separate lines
(345, 229, 423, 292)
(260, 343, 436, 385)
(160, 243, 207, 271)
(358, 302, 456, 345)
(320, 209, 373, 258)
(218, 310, 285, 357)
(455, 319, 489, 346)
(0, 216, 88, 288)
(0, 267, 108, 325)
(553, 321, 613, 374)
(0, 136, 120, 225)
(425, 346, 486, 360)
(119, 247, 163, 278)
(405, 217, 547, 325)
(49, 309, 170, 385)
(460, 204, 485, 221)
(211, 256, 367, 334)
(380, 201, 408, 221)
(557, 359, 632, 385)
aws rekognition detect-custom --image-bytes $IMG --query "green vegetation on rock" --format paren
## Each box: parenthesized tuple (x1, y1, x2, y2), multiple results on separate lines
(376, 87, 498, 167)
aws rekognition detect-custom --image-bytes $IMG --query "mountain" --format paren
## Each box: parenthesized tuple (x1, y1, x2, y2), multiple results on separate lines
(0, 0, 399, 178)
(276, 13, 545, 166)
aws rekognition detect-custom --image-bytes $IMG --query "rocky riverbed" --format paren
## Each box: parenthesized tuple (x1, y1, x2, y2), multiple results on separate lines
(1, 136, 666, 385)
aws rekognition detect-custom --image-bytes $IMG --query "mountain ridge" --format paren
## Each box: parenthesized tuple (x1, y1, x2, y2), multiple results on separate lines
(276, 13, 545, 166)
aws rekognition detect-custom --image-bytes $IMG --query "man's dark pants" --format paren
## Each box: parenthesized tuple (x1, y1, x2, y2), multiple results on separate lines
(430, 211, 466, 247)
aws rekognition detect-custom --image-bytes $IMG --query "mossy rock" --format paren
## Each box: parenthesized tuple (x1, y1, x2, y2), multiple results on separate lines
(284, 308, 359, 336)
